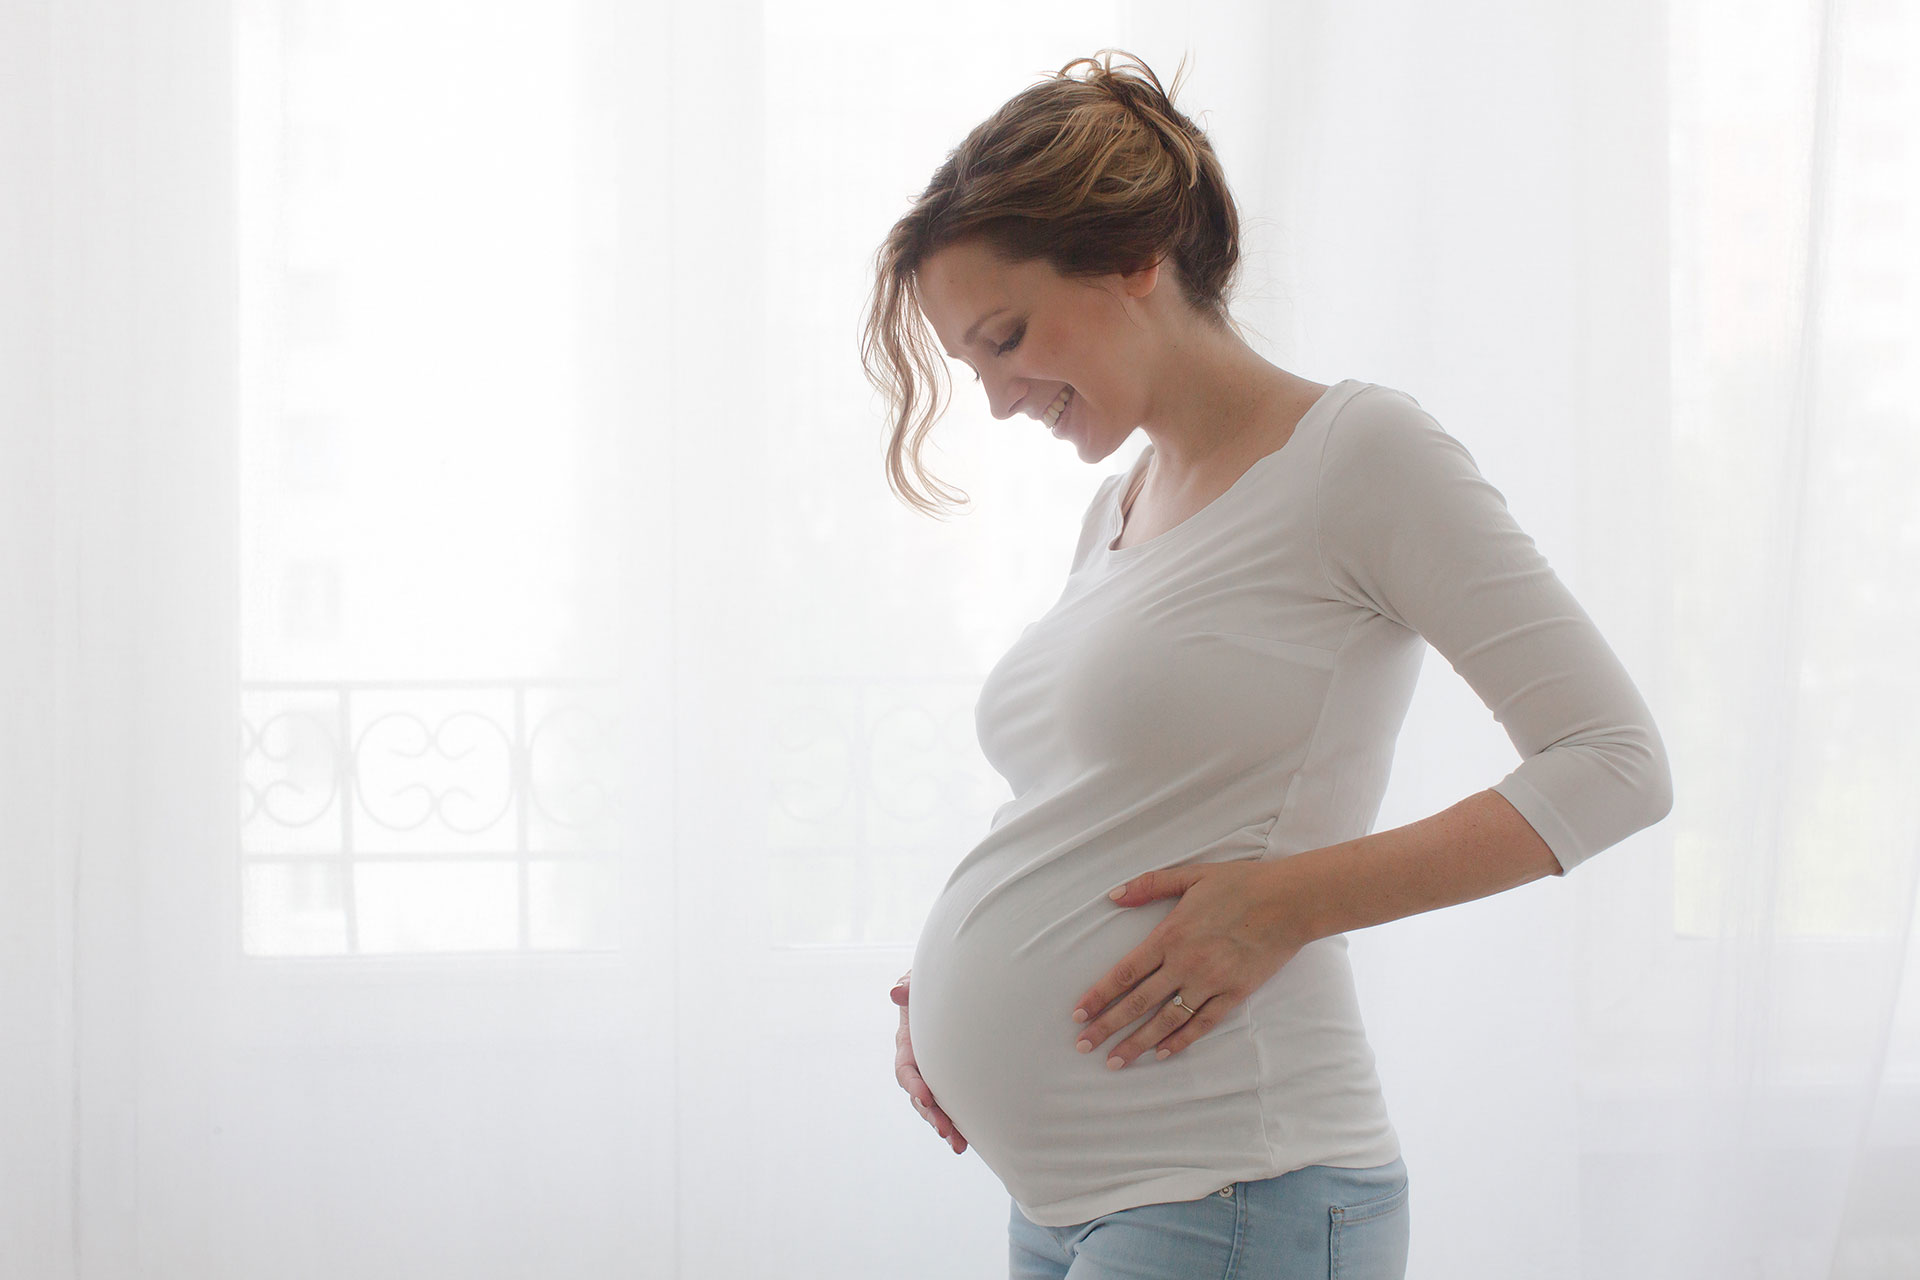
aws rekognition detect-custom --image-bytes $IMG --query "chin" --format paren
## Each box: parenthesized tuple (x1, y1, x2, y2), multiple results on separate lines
(1071, 425, 1120, 463)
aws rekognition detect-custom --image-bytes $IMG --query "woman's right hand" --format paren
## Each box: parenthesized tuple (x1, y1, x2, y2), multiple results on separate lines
(891, 970, 968, 1154)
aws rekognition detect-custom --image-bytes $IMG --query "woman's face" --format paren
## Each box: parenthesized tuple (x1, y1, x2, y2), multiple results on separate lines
(915, 237, 1163, 460)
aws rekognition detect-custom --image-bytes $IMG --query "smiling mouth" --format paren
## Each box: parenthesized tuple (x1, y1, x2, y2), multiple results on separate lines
(1043, 385, 1075, 427)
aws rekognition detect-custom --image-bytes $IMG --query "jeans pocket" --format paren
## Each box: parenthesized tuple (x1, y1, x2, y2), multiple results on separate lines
(1327, 1177, 1409, 1280)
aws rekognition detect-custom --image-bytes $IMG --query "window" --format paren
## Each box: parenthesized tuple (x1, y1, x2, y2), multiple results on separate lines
(236, 0, 620, 957)
(1667, 0, 1919, 942)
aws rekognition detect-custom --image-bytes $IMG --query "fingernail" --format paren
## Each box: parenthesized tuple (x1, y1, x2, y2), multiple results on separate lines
(1072, 1009, 1088, 1023)
(1106, 1055, 1125, 1070)
(1108, 886, 1126, 900)
(1156, 1048, 1171, 1060)
(1076, 1039, 1092, 1053)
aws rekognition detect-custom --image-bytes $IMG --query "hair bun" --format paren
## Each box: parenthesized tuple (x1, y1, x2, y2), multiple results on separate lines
(1062, 50, 1200, 189)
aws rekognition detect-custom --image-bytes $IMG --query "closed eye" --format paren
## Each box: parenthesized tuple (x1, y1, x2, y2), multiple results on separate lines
(970, 324, 1025, 381)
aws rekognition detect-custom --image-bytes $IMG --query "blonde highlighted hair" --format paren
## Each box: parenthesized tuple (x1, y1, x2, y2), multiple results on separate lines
(860, 49, 1245, 517)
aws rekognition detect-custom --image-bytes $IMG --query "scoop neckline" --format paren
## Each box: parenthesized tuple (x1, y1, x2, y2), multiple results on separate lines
(1101, 379, 1355, 560)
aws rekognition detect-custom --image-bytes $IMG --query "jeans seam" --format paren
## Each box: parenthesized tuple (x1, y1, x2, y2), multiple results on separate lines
(1333, 1180, 1408, 1225)
(1222, 1184, 1246, 1280)
(1329, 1180, 1408, 1279)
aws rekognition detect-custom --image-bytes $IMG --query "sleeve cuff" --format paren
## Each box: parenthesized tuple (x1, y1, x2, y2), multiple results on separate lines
(1490, 774, 1587, 876)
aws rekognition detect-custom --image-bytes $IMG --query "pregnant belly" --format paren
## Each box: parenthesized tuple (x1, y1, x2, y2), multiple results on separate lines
(910, 892, 1131, 1159)
(906, 818, 1283, 1169)
(905, 863, 1250, 1165)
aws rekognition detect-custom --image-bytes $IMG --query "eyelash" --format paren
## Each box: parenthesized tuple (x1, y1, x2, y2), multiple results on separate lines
(971, 323, 1026, 381)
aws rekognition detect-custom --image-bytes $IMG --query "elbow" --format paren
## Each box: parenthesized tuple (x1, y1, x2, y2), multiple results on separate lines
(1645, 755, 1675, 829)
(1581, 717, 1675, 857)
(1582, 732, 1674, 874)
(1640, 719, 1675, 830)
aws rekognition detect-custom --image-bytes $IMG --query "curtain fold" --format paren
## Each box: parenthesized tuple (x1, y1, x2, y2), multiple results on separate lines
(3, 1, 1915, 1277)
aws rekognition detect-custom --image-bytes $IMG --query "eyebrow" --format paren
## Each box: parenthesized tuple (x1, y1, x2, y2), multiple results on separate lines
(946, 307, 1011, 359)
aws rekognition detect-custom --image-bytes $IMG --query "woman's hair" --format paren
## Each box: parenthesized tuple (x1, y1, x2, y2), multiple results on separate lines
(861, 49, 1244, 518)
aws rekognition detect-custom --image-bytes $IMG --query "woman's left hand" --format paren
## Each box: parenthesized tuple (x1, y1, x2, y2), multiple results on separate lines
(1070, 859, 1310, 1070)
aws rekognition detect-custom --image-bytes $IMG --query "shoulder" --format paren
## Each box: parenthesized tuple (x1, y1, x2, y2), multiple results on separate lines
(1321, 381, 1440, 446)
(1316, 382, 1478, 492)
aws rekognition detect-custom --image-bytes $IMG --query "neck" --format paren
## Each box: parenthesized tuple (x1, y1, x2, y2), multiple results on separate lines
(1136, 329, 1289, 486)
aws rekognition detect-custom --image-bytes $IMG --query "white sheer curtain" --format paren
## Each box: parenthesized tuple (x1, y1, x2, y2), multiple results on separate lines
(3, 0, 1915, 1277)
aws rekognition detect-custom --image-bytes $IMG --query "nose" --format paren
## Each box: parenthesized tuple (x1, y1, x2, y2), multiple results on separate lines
(985, 380, 1026, 422)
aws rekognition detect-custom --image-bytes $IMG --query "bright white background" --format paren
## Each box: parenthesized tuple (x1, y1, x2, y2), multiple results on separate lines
(3, 0, 1916, 1276)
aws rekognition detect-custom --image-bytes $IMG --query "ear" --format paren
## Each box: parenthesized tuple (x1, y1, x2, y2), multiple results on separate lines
(1118, 254, 1166, 300)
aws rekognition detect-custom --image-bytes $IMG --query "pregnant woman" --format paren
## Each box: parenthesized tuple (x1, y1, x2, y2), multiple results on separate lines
(863, 50, 1672, 1280)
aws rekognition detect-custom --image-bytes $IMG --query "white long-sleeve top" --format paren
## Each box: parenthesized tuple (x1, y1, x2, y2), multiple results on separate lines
(907, 378, 1672, 1226)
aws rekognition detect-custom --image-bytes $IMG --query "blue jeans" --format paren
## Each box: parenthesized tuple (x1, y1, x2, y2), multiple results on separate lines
(1008, 1156, 1410, 1279)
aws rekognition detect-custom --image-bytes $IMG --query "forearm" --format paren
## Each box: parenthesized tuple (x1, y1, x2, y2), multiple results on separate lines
(1260, 788, 1563, 946)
